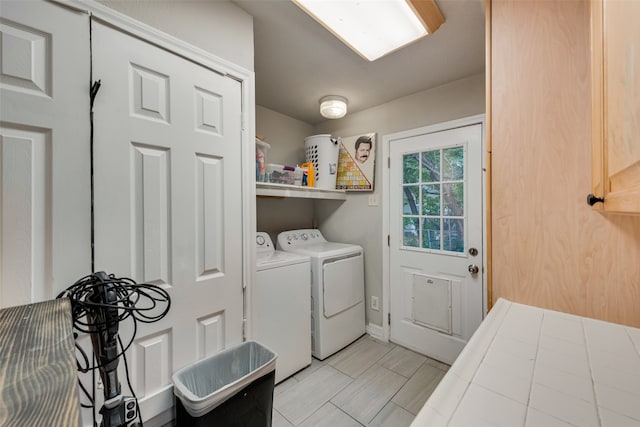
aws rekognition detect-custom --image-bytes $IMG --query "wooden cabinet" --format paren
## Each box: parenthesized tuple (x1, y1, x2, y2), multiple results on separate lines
(591, 0, 640, 214)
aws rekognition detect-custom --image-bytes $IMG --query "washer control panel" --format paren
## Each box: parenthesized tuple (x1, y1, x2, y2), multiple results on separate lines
(277, 229, 326, 248)
(256, 232, 275, 255)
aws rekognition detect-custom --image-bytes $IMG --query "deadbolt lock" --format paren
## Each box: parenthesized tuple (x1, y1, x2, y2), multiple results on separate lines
(468, 247, 478, 256)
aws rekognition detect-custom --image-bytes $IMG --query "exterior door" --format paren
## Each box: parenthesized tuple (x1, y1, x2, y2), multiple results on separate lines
(389, 123, 483, 364)
(92, 21, 243, 421)
(0, 0, 91, 307)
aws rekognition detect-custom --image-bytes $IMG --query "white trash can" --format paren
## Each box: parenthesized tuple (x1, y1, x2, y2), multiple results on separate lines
(304, 134, 340, 190)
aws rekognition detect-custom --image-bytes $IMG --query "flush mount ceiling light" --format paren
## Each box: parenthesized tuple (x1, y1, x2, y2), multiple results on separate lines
(293, 0, 445, 61)
(320, 95, 348, 119)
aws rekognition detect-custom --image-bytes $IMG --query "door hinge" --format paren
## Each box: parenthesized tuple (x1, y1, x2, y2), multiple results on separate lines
(387, 234, 390, 247)
(388, 157, 390, 168)
(388, 312, 391, 326)
(242, 318, 247, 341)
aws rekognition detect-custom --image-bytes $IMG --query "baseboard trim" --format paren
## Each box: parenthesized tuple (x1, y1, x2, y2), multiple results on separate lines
(366, 323, 385, 342)
(143, 407, 174, 427)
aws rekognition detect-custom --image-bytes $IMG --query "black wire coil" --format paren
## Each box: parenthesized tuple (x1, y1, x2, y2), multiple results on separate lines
(57, 272, 171, 373)
(57, 272, 171, 426)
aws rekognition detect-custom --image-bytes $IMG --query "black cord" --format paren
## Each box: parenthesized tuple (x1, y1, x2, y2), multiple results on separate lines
(78, 379, 94, 407)
(58, 272, 170, 426)
(58, 273, 170, 373)
(119, 335, 143, 427)
(75, 337, 91, 372)
(92, 355, 97, 427)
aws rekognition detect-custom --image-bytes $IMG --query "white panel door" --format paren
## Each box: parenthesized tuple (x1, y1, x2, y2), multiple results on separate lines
(92, 21, 243, 420)
(389, 124, 483, 364)
(0, 0, 91, 307)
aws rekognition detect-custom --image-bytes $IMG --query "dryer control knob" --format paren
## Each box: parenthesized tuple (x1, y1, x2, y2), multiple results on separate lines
(256, 235, 265, 246)
(301, 233, 308, 240)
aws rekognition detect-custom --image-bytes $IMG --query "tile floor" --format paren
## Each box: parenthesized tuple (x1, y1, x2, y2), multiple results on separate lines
(272, 335, 449, 427)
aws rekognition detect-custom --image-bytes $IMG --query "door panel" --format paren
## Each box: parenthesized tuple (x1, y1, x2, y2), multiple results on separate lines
(0, 1, 90, 307)
(390, 124, 483, 364)
(92, 21, 243, 421)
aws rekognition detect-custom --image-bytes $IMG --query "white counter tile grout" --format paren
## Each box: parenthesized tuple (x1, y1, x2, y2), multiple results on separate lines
(522, 308, 544, 426)
(411, 299, 640, 427)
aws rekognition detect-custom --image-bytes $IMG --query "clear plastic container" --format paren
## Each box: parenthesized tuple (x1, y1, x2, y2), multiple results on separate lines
(256, 139, 271, 182)
(264, 164, 303, 186)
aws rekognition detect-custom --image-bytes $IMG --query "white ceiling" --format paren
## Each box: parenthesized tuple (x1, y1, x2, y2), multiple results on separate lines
(232, 0, 486, 125)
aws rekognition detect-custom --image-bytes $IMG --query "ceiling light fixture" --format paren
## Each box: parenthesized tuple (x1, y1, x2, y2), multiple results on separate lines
(293, 0, 445, 61)
(320, 95, 348, 119)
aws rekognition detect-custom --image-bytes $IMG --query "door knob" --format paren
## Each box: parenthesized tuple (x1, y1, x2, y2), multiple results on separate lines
(587, 193, 605, 206)
(468, 264, 479, 274)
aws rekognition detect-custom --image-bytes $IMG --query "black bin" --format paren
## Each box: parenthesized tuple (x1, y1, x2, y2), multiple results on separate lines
(172, 341, 277, 427)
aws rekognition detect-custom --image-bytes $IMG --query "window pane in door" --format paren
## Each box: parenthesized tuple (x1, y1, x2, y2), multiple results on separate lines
(421, 184, 440, 215)
(400, 144, 466, 254)
(422, 218, 440, 250)
(421, 150, 440, 182)
(443, 147, 464, 180)
(403, 186, 420, 214)
(403, 217, 420, 247)
(443, 218, 464, 252)
(443, 183, 463, 216)
(403, 153, 420, 183)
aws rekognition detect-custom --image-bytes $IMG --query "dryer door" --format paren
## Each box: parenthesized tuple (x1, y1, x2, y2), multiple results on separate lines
(322, 254, 364, 318)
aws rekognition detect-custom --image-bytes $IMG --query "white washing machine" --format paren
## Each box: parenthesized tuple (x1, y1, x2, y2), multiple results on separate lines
(255, 232, 311, 383)
(277, 229, 365, 360)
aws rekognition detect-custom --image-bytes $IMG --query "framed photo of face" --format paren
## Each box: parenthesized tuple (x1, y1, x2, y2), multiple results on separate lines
(336, 132, 376, 191)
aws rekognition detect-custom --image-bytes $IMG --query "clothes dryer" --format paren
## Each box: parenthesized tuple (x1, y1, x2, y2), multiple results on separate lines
(276, 229, 365, 360)
(255, 232, 311, 383)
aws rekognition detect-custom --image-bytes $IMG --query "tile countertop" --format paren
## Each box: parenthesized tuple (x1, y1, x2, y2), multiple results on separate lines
(411, 298, 640, 427)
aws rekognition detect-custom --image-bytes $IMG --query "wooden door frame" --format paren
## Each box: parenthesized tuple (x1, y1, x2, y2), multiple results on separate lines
(485, 0, 493, 313)
(381, 114, 487, 342)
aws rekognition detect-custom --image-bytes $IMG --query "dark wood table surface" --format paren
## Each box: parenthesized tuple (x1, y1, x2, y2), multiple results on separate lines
(0, 298, 81, 426)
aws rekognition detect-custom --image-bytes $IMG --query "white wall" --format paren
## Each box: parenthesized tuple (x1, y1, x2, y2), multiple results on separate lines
(256, 105, 313, 165)
(97, 0, 254, 71)
(314, 73, 485, 327)
(256, 105, 316, 242)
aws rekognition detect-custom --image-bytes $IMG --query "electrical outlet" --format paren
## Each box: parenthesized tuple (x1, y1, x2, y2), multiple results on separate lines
(371, 295, 379, 311)
(368, 194, 379, 206)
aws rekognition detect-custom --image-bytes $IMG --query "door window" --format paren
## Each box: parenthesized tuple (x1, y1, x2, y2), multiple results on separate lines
(402, 146, 465, 253)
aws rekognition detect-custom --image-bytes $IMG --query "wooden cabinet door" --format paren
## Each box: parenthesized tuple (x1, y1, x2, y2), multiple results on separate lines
(592, 0, 640, 214)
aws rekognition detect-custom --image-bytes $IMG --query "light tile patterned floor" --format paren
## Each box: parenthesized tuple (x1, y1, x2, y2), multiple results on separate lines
(273, 335, 450, 427)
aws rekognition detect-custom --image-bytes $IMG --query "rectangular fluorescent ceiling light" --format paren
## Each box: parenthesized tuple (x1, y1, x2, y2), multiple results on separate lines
(293, 0, 437, 61)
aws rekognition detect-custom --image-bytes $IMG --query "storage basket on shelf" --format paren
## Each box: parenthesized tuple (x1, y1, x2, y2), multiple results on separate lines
(264, 164, 303, 186)
(304, 134, 340, 190)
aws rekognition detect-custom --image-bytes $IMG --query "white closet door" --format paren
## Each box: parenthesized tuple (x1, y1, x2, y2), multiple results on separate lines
(92, 21, 244, 420)
(0, 1, 91, 307)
